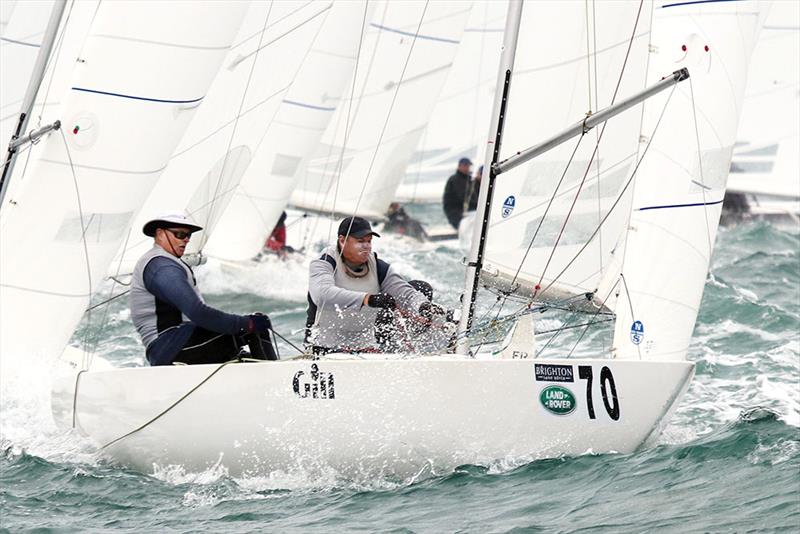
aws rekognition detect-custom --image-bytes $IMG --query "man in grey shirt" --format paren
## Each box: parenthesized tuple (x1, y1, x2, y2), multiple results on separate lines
(306, 216, 444, 354)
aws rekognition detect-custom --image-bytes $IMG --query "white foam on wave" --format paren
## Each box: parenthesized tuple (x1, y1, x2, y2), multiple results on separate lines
(198, 256, 311, 302)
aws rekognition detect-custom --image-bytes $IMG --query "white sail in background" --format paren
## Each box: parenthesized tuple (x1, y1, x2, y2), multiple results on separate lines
(205, 1, 373, 262)
(481, 1, 653, 306)
(612, 0, 764, 360)
(397, 0, 507, 203)
(290, 0, 472, 219)
(728, 1, 799, 210)
(0, 1, 18, 36)
(0, 1, 250, 359)
(117, 0, 336, 266)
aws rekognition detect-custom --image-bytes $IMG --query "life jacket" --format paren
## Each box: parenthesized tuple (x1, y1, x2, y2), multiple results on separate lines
(305, 248, 389, 350)
(130, 245, 202, 348)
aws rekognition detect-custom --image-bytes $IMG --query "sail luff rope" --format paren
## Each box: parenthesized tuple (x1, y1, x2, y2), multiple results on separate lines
(197, 1, 275, 252)
(618, 272, 642, 360)
(591, 0, 604, 287)
(533, 0, 645, 295)
(538, 83, 677, 300)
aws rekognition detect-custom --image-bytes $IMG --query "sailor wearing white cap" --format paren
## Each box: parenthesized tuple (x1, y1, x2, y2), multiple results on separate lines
(130, 212, 275, 365)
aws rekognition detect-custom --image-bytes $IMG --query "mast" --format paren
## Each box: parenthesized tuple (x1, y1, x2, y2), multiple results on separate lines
(0, 0, 66, 209)
(456, 0, 523, 355)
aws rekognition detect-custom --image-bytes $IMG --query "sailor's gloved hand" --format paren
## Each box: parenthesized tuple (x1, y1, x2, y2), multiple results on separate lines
(419, 301, 445, 320)
(367, 293, 396, 309)
(248, 313, 272, 334)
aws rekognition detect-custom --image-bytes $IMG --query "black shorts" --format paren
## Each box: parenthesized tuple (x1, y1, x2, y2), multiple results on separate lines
(173, 327, 243, 365)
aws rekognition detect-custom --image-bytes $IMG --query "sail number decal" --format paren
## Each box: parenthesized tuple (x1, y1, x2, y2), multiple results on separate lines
(577, 365, 620, 421)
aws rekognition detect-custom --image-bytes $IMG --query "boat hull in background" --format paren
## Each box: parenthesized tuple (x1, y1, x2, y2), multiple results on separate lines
(53, 356, 694, 477)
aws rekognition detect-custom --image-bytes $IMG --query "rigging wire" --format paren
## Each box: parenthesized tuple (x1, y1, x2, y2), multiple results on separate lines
(533, 0, 645, 295)
(688, 76, 714, 258)
(539, 83, 678, 299)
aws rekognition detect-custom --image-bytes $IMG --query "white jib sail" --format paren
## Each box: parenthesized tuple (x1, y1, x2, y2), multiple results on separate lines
(0, 1, 250, 360)
(117, 0, 336, 266)
(611, 0, 765, 360)
(481, 1, 653, 308)
(289, 0, 472, 220)
(205, 0, 375, 262)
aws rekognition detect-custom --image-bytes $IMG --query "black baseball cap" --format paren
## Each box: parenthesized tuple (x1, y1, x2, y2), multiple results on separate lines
(338, 216, 380, 238)
(458, 157, 472, 166)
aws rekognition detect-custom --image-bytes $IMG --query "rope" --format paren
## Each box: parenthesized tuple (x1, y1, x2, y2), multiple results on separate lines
(688, 77, 714, 258)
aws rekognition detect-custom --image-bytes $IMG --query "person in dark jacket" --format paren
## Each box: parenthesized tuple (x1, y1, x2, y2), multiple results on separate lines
(130, 213, 275, 366)
(442, 157, 473, 228)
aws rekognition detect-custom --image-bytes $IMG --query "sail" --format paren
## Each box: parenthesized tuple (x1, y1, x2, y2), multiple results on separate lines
(611, 0, 764, 360)
(205, 1, 374, 262)
(728, 1, 799, 202)
(290, 0, 472, 219)
(397, 0, 507, 203)
(481, 1, 653, 306)
(0, 1, 250, 359)
(116, 0, 338, 267)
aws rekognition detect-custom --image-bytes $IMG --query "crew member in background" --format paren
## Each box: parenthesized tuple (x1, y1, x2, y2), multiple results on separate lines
(442, 157, 473, 228)
(305, 216, 445, 354)
(131, 212, 276, 365)
(383, 202, 427, 240)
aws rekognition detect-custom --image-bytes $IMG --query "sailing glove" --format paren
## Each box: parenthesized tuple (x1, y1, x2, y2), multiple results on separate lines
(367, 293, 396, 309)
(419, 301, 445, 320)
(248, 313, 272, 334)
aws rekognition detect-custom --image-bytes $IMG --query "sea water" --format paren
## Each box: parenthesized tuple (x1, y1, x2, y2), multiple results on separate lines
(1, 206, 798, 532)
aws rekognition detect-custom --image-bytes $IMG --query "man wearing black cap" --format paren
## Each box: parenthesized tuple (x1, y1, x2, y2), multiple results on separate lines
(306, 216, 444, 353)
(442, 157, 473, 228)
(130, 212, 275, 366)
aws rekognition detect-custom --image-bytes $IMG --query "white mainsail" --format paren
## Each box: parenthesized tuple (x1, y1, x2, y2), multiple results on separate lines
(481, 1, 653, 307)
(115, 0, 338, 267)
(397, 0, 507, 203)
(205, 1, 374, 262)
(611, 0, 764, 360)
(290, 0, 472, 219)
(727, 1, 799, 212)
(0, 1, 250, 359)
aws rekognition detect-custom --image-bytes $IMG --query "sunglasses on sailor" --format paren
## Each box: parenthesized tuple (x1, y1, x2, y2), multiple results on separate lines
(164, 228, 193, 240)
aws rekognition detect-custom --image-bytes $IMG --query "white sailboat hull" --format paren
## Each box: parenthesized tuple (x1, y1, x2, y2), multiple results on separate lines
(53, 356, 694, 477)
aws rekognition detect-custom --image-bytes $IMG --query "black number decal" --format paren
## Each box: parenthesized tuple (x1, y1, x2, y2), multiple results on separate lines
(600, 366, 620, 421)
(578, 365, 595, 419)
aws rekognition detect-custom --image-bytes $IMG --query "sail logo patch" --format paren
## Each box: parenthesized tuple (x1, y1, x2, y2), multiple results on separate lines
(539, 386, 576, 415)
(535, 364, 574, 382)
(501, 195, 516, 218)
(293, 363, 335, 399)
(630, 320, 644, 345)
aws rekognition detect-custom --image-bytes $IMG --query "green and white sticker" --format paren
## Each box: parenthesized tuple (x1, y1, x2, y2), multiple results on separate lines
(539, 385, 577, 415)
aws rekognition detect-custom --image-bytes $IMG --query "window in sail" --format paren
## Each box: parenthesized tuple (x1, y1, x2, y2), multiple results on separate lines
(55, 212, 133, 243)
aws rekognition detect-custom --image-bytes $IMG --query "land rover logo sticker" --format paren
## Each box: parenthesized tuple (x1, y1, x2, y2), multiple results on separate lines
(630, 320, 644, 345)
(535, 363, 574, 382)
(539, 386, 576, 415)
(293, 363, 335, 399)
